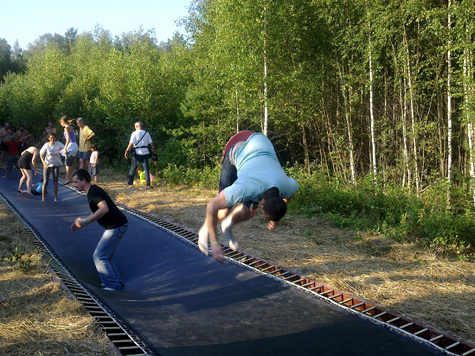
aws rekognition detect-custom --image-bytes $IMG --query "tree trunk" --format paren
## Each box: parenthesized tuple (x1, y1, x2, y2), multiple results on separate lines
(336, 56, 356, 184)
(369, 31, 377, 186)
(447, 0, 453, 206)
(404, 26, 420, 196)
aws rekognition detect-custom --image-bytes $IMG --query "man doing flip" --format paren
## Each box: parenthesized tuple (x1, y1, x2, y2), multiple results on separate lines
(199, 131, 299, 263)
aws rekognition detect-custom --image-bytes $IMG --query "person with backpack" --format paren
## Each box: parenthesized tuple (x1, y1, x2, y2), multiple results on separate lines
(124, 122, 156, 190)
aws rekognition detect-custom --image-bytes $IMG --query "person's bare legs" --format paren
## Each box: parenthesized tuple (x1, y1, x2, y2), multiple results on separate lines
(220, 204, 254, 251)
(42, 167, 47, 201)
(65, 165, 73, 183)
(25, 170, 33, 194)
(18, 168, 27, 191)
(53, 182, 58, 201)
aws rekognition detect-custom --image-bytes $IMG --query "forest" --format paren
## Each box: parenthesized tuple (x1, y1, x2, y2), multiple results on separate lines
(1, 0, 475, 255)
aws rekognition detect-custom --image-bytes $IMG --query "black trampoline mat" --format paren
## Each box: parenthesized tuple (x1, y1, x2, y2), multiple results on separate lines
(0, 170, 442, 356)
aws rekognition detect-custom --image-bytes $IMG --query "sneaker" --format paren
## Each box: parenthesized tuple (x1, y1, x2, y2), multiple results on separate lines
(102, 287, 116, 291)
(221, 214, 238, 251)
(140, 186, 153, 190)
(198, 223, 209, 255)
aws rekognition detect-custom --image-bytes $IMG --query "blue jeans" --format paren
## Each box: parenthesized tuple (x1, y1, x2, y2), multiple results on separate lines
(93, 223, 128, 290)
(128, 154, 150, 186)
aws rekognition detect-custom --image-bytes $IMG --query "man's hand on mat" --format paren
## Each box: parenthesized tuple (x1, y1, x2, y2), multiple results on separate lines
(71, 218, 85, 231)
(211, 243, 225, 264)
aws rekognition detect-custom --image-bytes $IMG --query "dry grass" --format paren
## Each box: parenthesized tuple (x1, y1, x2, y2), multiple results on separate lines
(0, 199, 119, 356)
(101, 168, 475, 345)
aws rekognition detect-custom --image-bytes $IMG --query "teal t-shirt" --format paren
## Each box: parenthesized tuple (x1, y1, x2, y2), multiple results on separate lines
(224, 133, 299, 206)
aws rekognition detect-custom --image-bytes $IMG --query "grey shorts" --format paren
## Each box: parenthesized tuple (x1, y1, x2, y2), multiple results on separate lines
(77, 151, 91, 160)
(89, 166, 99, 176)
(65, 154, 76, 166)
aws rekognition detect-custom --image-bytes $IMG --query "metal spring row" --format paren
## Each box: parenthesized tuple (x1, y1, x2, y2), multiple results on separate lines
(0, 194, 156, 356)
(122, 205, 475, 356)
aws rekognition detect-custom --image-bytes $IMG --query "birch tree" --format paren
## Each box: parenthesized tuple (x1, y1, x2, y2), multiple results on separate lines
(446, 0, 453, 206)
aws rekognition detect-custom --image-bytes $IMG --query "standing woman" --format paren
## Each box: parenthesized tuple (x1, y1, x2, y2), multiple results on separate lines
(59, 116, 79, 184)
(40, 133, 64, 201)
(17, 143, 41, 195)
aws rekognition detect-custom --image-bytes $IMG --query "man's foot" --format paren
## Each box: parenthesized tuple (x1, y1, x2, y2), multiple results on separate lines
(221, 215, 238, 251)
(198, 223, 209, 255)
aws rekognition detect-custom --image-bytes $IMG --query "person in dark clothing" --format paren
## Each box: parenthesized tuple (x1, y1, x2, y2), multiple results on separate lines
(17, 144, 41, 194)
(71, 169, 128, 291)
(2, 134, 32, 178)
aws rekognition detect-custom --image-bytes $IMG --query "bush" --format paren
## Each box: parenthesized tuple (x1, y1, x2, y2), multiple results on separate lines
(284, 166, 475, 257)
(161, 164, 220, 189)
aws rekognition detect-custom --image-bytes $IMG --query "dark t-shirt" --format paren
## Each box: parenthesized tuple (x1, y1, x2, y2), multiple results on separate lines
(4, 141, 21, 156)
(87, 185, 128, 229)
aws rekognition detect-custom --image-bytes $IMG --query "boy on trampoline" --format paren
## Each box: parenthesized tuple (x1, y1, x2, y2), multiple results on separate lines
(71, 169, 128, 291)
(199, 131, 299, 263)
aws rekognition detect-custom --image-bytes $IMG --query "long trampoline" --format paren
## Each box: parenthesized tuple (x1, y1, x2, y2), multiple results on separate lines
(0, 170, 453, 356)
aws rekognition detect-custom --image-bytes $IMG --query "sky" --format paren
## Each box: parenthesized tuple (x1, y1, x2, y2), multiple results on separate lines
(0, 0, 193, 49)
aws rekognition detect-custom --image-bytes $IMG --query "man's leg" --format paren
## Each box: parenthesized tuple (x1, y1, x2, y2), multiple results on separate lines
(4, 156, 16, 178)
(199, 148, 237, 254)
(142, 157, 150, 186)
(220, 203, 255, 251)
(52, 166, 60, 201)
(128, 157, 139, 185)
(93, 224, 128, 290)
(42, 167, 50, 201)
(78, 151, 84, 169)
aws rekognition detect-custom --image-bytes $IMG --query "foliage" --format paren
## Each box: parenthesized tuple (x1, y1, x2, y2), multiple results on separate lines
(285, 166, 475, 257)
(2, 1, 475, 257)
(161, 164, 220, 189)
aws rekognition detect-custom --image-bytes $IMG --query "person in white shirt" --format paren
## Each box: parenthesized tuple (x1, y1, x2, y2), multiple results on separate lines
(89, 144, 99, 183)
(39, 133, 65, 201)
(124, 122, 156, 190)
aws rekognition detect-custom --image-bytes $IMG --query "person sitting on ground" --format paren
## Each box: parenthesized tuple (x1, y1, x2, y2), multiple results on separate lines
(199, 131, 299, 263)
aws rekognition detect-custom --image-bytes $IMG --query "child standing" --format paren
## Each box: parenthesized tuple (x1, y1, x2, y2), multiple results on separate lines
(89, 144, 99, 183)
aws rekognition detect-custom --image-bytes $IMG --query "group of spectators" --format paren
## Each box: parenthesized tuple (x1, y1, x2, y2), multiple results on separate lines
(0, 123, 32, 174)
(0, 118, 157, 291)
(1, 118, 158, 199)
(0, 117, 97, 200)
